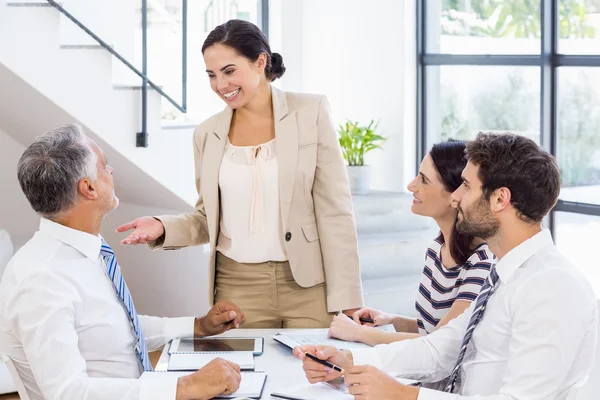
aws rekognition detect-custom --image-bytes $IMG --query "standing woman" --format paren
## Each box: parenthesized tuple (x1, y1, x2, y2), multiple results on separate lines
(117, 20, 364, 328)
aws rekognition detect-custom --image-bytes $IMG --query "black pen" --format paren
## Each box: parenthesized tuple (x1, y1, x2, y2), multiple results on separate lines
(344, 314, 375, 324)
(304, 352, 345, 374)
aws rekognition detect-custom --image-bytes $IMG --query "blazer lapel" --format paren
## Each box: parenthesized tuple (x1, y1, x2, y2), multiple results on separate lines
(273, 86, 298, 230)
(202, 107, 232, 242)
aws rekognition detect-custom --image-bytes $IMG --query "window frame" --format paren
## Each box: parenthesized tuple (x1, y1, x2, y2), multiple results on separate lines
(416, 0, 600, 235)
(260, 0, 269, 38)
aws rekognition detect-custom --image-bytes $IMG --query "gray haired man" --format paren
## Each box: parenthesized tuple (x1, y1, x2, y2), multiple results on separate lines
(0, 124, 245, 400)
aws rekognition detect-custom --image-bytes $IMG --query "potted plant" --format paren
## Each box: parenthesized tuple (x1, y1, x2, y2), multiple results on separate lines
(338, 119, 387, 195)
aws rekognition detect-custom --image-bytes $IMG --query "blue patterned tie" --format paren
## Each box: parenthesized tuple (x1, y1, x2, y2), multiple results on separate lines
(100, 240, 152, 371)
(445, 267, 499, 393)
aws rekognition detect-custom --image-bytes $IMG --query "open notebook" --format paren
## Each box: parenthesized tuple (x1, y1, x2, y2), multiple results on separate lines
(141, 371, 267, 399)
(273, 325, 396, 350)
(271, 377, 420, 400)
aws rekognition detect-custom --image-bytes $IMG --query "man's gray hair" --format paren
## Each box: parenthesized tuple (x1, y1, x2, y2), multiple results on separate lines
(17, 124, 98, 219)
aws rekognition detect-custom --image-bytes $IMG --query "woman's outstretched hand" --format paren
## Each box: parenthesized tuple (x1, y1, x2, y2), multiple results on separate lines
(116, 216, 165, 245)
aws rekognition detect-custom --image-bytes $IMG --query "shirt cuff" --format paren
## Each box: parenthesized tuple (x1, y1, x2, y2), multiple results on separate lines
(139, 374, 179, 400)
(350, 348, 383, 369)
(164, 317, 195, 339)
(417, 387, 458, 400)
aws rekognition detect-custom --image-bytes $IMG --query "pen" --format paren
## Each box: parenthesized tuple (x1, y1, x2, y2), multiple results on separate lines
(344, 314, 375, 324)
(304, 352, 345, 375)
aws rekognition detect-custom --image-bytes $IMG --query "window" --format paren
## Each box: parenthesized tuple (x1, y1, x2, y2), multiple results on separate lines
(555, 212, 600, 296)
(426, 0, 542, 54)
(558, 0, 600, 54)
(426, 65, 540, 143)
(558, 67, 600, 203)
(418, 0, 600, 240)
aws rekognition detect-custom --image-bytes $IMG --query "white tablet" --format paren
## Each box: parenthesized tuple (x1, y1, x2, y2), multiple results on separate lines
(169, 337, 264, 356)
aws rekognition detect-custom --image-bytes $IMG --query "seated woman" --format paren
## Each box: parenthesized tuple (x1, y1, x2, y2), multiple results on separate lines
(329, 139, 495, 346)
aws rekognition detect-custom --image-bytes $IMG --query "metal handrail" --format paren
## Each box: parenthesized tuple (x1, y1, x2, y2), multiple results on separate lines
(46, 0, 188, 147)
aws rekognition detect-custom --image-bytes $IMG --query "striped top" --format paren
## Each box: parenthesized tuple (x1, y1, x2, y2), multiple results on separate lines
(415, 235, 494, 335)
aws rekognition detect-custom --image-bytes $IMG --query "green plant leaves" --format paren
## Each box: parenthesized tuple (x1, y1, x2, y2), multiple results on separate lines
(337, 120, 387, 166)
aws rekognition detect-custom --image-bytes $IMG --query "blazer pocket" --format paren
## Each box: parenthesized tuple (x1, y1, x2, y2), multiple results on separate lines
(301, 222, 320, 242)
(298, 140, 317, 149)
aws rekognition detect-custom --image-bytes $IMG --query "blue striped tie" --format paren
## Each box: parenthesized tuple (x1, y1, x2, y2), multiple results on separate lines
(445, 267, 499, 393)
(100, 240, 153, 371)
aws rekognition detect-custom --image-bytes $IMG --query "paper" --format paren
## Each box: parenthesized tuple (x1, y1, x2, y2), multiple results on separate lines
(168, 352, 255, 371)
(141, 371, 267, 399)
(271, 382, 352, 400)
(273, 325, 396, 350)
(271, 377, 420, 400)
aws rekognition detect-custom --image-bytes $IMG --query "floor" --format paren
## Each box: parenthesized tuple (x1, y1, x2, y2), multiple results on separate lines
(0, 349, 164, 399)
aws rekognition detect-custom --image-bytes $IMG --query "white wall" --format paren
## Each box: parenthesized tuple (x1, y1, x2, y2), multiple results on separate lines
(0, 129, 39, 249)
(0, 127, 210, 318)
(272, 0, 417, 192)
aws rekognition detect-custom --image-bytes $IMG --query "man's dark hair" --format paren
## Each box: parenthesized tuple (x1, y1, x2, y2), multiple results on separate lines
(465, 132, 560, 223)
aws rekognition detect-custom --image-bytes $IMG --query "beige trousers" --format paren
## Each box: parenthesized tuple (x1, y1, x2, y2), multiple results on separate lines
(215, 252, 333, 329)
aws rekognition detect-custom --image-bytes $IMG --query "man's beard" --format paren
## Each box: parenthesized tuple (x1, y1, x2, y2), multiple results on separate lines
(456, 196, 500, 240)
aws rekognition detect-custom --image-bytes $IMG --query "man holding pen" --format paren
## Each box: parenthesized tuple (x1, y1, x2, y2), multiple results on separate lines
(294, 133, 597, 399)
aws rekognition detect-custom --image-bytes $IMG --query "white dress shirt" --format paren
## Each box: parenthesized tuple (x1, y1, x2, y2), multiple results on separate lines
(217, 137, 288, 263)
(351, 230, 598, 399)
(0, 219, 194, 400)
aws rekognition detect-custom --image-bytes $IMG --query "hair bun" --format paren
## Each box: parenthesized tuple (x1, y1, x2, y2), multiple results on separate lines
(269, 52, 286, 81)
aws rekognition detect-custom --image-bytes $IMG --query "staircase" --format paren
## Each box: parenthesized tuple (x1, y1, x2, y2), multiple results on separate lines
(0, 0, 212, 326)
(0, 0, 197, 210)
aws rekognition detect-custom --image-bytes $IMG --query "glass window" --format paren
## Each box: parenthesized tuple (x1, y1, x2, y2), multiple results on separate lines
(555, 212, 600, 297)
(557, 67, 600, 204)
(426, 66, 540, 145)
(558, 0, 600, 55)
(426, 0, 541, 54)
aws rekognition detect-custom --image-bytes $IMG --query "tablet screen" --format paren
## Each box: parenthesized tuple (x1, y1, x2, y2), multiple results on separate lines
(178, 338, 256, 352)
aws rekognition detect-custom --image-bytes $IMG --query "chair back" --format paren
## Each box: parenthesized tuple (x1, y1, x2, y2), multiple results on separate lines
(1, 355, 31, 400)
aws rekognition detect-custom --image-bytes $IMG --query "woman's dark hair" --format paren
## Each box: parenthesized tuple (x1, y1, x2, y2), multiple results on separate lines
(202, 19, 286, 82)
(429, 139, 477, 265)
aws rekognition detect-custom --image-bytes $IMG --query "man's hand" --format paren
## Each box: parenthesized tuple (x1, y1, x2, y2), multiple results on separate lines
(292, 345, 353, 384)
(345, 365, 419, 400)
(328, 314, 367, 343)
(116, 216, 165, 245)
(175, 358, 241, 400)
(195, 300, 246, 337)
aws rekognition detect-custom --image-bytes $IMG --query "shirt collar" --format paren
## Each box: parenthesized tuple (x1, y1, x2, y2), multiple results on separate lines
(39, 218, 102, 262)
(495, 229, 554, 283)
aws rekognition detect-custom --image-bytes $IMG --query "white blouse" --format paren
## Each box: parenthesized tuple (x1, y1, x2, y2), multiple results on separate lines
(216, 137, 288, 263)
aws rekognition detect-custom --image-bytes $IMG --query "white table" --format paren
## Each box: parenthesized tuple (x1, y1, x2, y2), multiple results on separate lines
(155, 329, 308, 398)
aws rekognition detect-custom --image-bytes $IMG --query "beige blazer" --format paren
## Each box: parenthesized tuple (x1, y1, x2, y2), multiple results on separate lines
(151, 86, 364, 312)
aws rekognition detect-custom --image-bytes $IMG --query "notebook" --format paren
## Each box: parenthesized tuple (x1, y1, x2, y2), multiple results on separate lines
(168, 352, 255, 371)
(273, 325, 396, 350)
(271, 377, 420, 400)
(141, 371, 267, 399)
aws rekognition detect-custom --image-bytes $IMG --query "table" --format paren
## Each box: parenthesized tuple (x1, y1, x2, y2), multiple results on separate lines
(155, 329, 308, 398)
